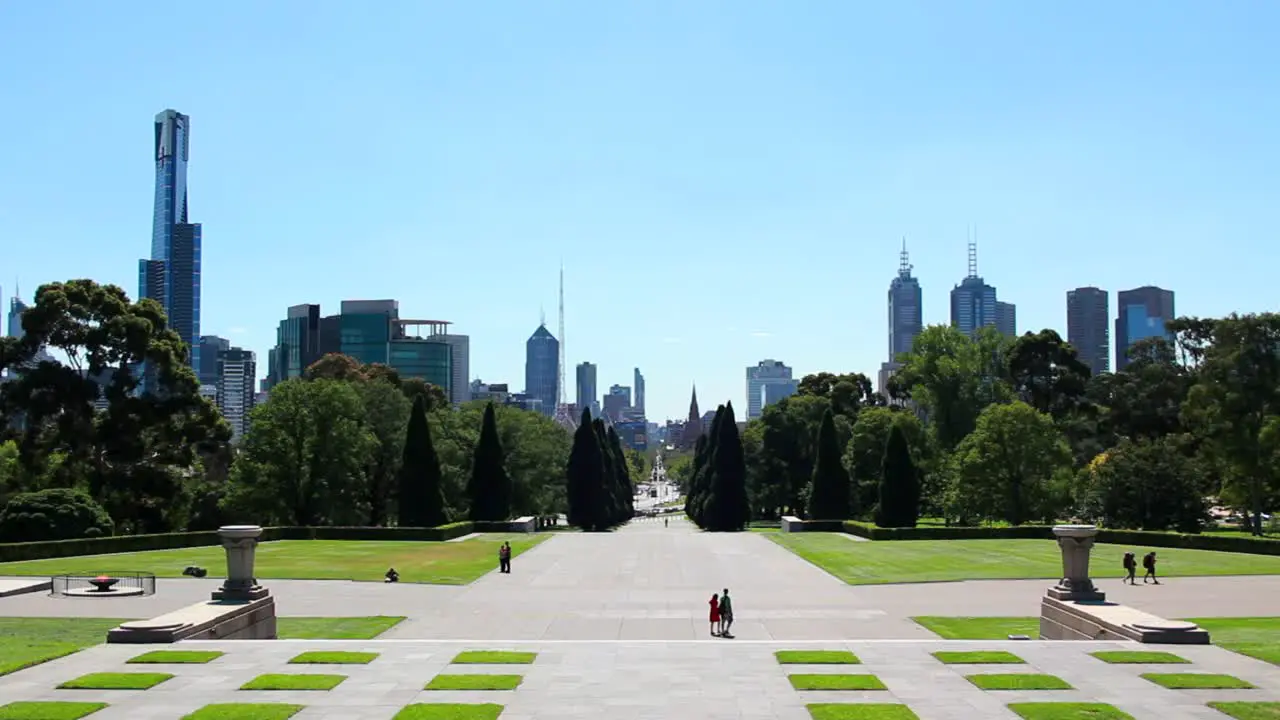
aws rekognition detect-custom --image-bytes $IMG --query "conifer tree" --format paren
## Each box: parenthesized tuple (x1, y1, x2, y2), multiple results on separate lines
(606, 426, 634, 521)
(876, 422, 920, 528)
(806, 408, 852, 520)
(690, 407, 725, 528)
(702, 402, 750, 531)
(566, 407, 606, 530)
(467, 403, 511, 521)
(592, 419, 621, 526)
(684, 433, 709, 521)
(397, 395, 448, 527)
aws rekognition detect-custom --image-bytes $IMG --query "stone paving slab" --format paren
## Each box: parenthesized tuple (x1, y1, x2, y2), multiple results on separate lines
(2, 640, 1278, 719)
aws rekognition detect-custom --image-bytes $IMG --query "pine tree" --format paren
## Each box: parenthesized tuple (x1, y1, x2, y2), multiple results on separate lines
(876, 422, 920, 528)
(606, 426, 633, 522)
(397, 395, 448, 527)
(467, 403, 512, 521)
(703, 402, 750, 531)
(691, 407, 725, 528)
(806, 408, 852, 520)
(592, 419, 621, 526)
(566, 407, 606, 531)
(684, 433, 708, 521)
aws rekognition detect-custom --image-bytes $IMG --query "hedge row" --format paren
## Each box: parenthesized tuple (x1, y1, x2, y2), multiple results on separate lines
(0, 521, 487, 564)
(840, 520, 1280, 555)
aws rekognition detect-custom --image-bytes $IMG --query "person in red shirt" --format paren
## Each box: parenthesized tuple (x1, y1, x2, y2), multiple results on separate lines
(708, 593, 721, 637)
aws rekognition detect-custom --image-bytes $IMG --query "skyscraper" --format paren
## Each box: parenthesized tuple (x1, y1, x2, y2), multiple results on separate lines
(440, 334, 470, 405)
(7, 295, 27, 340)
(271, 304, 324, 387)
(138, 109, 202, 372)
(950, 242, 998, 336)
(575, 362, 597, 411)
(604, 385, 630, 422)
(524, 324, 559, 416)
(995, 301, 1017, 339)
(888, 240, 923, 363)
(197, 335, 230, 388)
(633, 367, 646, 416)
(1067, 287, 1110, 376)
(1115, 286, 1175, 370)
(746, 359, 795, 420)
(216, 347, 256, 443)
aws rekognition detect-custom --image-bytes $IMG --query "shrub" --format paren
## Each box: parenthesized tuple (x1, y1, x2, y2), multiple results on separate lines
(0, 488, 114, 543)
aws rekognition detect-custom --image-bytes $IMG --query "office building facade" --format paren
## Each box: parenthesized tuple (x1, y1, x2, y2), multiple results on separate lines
(633, 367, 646, 416)
(1115, 286, 1176, 370)
(524, 324, 559, 416)
(575, 362, 597, 411)
(216, 347, 256, 442)
(1067, 287, 1110, 376)
(271, 304, 325, 387)
(888, 242, 923, 362)
(746, 359, 794, 420)
(7, 296, 27, 339)
(996, 301, 1017, 339)
(950, 277, 998, 336)
(440, 334, 470, 405)
(197, 335, 230, 388)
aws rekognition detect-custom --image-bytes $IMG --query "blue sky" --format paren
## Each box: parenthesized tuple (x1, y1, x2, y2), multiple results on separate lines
(2, 2, 1278, 422)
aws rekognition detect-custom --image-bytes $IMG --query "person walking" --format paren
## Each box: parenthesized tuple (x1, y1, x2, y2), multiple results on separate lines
(719, 588, 734, 637)
(708, 593, 721, 637)
(1142, 551, 1159, 584)
(1122, 552, 1137, 585)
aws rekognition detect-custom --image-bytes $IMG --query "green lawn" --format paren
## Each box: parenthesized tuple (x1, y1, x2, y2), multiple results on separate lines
(241, 673, 347, 691)
(775, 650, 861, 664)
(180, 704, 303, 720)
(767, 535, 1280, 584)
(58, 672, 173, 690)
(1187, 617, 1280, 665)
(968, 674, 1072, 691)
(425, 674, 523, 691)
(0, 702, 108, 720)
(1008, 704, 1134, 720)
(391, 705, 505, 720)
(276, 616, 404, 639)
(451, 651, 537, 664)
(289, 651, 379, 664)
(1141, 673, 1255, 689)
(1090, 651, 1189, 664)
(1209, 702, 1280, 720)
(807, 705, 920, 720)
(932, 651, 1024, 664)
(0, 536, 547, 585)
(128, 650, 224, 664)
(912, 616, 1040, 640)
(788, 674, 887, 691)
(0, 618, 128, 677)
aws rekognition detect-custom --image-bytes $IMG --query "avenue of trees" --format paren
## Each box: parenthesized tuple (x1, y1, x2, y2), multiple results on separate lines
(736, 315, 1280, 535)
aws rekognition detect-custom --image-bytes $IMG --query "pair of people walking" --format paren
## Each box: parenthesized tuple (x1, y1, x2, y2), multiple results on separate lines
(1122, 551, 1159, 585)
(708, 589, 734, 638)
(497, 542, 513, 573)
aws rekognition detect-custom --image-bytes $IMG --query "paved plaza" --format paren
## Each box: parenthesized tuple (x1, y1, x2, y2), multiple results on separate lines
(3, 519, 1280, 718)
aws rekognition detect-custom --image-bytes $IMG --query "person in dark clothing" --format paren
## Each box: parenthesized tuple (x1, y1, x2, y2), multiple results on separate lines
(719, 588, 734, 637)
(1122, 552, 1137, 585)
(1142, 552, 1159, 584)
(385, 568, 399, 583)
(498, 542, 512, 573)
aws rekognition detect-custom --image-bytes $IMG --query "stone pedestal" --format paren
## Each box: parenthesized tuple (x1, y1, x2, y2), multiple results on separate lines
(1046, 524, 1106, 602)
(211, 525, 269, 602)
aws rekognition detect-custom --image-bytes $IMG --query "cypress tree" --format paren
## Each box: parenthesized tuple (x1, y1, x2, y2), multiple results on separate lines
(692, 407, 726, 528)
(704, 402, 749, 531)
(876, 422, 920, 528)
(606, 426, 634, 521)
(592, 419, 620, 526)
(397, 395, 448, 527)
(684, 433, 708, 521)
(806, 408, 852, 520)
(566, 407, 606, 530)
(467, 403, 511, 521)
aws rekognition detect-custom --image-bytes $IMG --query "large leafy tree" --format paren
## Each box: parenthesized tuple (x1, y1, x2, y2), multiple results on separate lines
(0, 279, 230, 533)
(1079, 436, 1207, 533)
(467, 403, 512, 521)
(701, 402, 750, 531)
(876, 422, 920, 528)
(1006, 329, 1091, 419)
(796, 372, 883, 419)
(397, 395, 448, 528)
(749, 394, 845, 519)
(843, 407, 928, 518)
(806, 408, 851, 520)
(1086, 337, 1192, 443)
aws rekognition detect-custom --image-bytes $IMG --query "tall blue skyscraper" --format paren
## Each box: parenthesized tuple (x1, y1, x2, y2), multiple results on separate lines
(949, 242, 998, 337)
(139, 109, 202, 372)
(525, 324, 559, 416)
(1115, 286, 1175, 371)
(888, 240, 923, 362)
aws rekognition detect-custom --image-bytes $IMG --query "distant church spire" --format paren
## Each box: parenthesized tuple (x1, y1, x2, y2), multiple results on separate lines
(680, 384, 702, 449)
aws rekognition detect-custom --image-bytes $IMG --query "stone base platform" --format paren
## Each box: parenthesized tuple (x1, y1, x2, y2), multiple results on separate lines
(0, 578, 51, 598)
(1041, 596, 1211, 644)
(107, 595, 276, 644)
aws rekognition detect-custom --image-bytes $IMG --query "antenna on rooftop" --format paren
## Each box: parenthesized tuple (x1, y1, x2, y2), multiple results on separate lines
(967, 226, 978, 278)
(899, 237, 912, 276)
(557, 263, 565, 406)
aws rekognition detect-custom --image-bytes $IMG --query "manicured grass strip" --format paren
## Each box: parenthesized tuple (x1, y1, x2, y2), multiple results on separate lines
(912, 616, 1039, 640)
(1209, 702, 1280, 720)
(0, 618, 130, 677)
(289, 651, 379, 664)
(58, 672, 173, 690)
(933, 651, 1024, 665)
(967, 674, 1072, 691)
(807, 704, 920, 719)
(128, 650, 224, 664)
(1090, 651, 1189, 664)
(788, 674, 887, 691)
(0, 702, 107, 720)
(0, 535, 549, 584)
(240, 673, 347, 691)
(275, 616, 405, 639)
(1187, 617, 1280, 666)
(766, 535, 1280, 585)
(1008, 703, 1135, 720)
(425, 674, 523, 691)
(451, 650, 538, 664)
(391, 705, 505, 720)
(181, 704, 304, 720)
(776, 650, 861, 665)
(1141, 673, 1255, 690)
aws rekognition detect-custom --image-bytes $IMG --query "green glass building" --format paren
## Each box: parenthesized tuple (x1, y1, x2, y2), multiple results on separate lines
(389, 338, 452, 393)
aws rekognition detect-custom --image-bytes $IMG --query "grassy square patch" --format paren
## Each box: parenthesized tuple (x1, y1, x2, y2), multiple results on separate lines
(807, 703, 920, 719)
(1209, 702, 1280, 720)
(967, 674, 1072, 691)
(1090, 651, 1189, 665)
(391, 705, 505, 720)
(181, 704, 304, 720)
(425, 674, 523, 691)
(1141, 673, 1255, 689)
(274, 616, 405, 639)
(933, 651, 1024, 665)
(1008, 703, 1134, 720)
(128, 650, 224, 664)
(451, 650, 537, 664)
(0, 702, 107, 720)
(58, 672, 173, 690)
(912, 616, 1039, 639)
(288, 651, 378, 665)
(776, 650, 861, 664)
(788, 674, 887, 691)
(240, 673, 346, 691)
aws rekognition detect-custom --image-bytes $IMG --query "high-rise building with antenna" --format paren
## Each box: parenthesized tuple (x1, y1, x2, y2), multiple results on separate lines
(552, 266, 578, 429)
(880, 238, 924, 397)
(949, 233, 999, 337)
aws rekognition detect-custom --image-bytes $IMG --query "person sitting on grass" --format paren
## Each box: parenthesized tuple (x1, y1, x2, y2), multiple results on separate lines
(385, 568, 399, 583)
